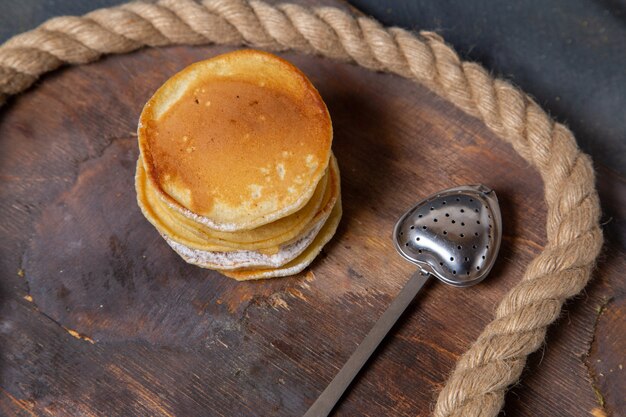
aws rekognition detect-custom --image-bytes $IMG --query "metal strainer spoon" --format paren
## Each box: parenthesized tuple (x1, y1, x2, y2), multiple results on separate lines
(304, 184, 502, 417)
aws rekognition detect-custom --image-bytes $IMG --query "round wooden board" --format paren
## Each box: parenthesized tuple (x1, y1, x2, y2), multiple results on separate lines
(0, 43, 606, 416)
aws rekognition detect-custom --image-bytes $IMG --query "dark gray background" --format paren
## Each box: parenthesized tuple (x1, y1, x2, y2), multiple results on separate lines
(0, 0, 624, 175)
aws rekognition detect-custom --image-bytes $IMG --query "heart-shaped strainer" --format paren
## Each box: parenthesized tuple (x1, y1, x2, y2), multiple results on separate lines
(393, 184, 501, 286)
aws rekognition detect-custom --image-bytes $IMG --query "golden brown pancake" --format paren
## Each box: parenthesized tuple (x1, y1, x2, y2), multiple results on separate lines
(164, 214, 328, 270)
(158, 156, 339, 269)
(220, 198, 342, 280)
(138, 49, 332, 231)
(135, 154, 340, 257)
(136, 156, 330, 250)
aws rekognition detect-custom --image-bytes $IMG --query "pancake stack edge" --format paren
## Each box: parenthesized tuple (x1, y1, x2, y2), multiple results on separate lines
(135, 50, 342, 280)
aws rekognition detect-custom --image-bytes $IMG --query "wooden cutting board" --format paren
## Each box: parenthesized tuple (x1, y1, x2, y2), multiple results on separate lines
(0, 6, 624, 416)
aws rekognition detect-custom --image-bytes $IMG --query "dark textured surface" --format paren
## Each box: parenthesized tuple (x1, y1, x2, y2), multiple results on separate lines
(0, 1, 624, 417)
(0, 0, 128, 40)
(350, 0, 626, 177)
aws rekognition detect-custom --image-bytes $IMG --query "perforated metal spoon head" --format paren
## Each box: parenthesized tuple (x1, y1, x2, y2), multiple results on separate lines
(393, 184, 502, 287)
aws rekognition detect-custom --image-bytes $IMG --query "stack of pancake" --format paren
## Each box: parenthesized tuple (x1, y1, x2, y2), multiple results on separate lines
(135, 50, 341, 280)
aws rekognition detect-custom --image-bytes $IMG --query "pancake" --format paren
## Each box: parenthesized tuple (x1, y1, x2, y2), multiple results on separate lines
(164, 214, 327, 270)
(146, 155, 341, 269)
(135, 154, 338, 251)
(220, 198, 342, 280)
(138, 49, 333, 232)
(135, 156, 340, 255)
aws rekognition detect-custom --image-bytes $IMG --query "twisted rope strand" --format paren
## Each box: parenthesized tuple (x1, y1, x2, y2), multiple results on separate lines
(0, 1, 602, 416)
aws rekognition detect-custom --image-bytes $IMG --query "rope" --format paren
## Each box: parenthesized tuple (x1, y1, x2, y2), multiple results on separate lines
(0, 1, 603, 416)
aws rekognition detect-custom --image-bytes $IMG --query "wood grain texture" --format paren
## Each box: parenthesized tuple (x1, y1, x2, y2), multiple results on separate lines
(0, 26, 623, 417)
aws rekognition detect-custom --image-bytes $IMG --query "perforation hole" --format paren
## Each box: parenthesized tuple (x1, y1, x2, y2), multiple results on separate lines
(460, 233, 465, 238)
(450, 257, 454, 261)
(422, 226, 427, 230)
(476, 266, 481, 270)
(457, 245, 462, 250)
(451, 220, 456, 224)
(434, 218, 438, 222)
(443, 231, 448, 235)
(460, 209, 465, 213)
(416, 237, 420, 241)
(461, 222, 465, 226)
(445, 213, 450, 217)
(410, 226, 414, 230)
(453, 270, 457, 275)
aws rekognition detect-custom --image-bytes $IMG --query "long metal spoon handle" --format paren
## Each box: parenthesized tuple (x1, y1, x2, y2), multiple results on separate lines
(303, 271, 430, 417)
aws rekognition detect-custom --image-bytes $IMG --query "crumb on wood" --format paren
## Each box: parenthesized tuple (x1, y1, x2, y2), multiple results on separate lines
(591, 407, 607, 417)
(23, 295, 33, 302)
(268, 294, 289, 310)
(305, 270, 315, 282)
(17, 268, 25, 277)
(65, 328, 95, 344)
(287, 287, 307, 302)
